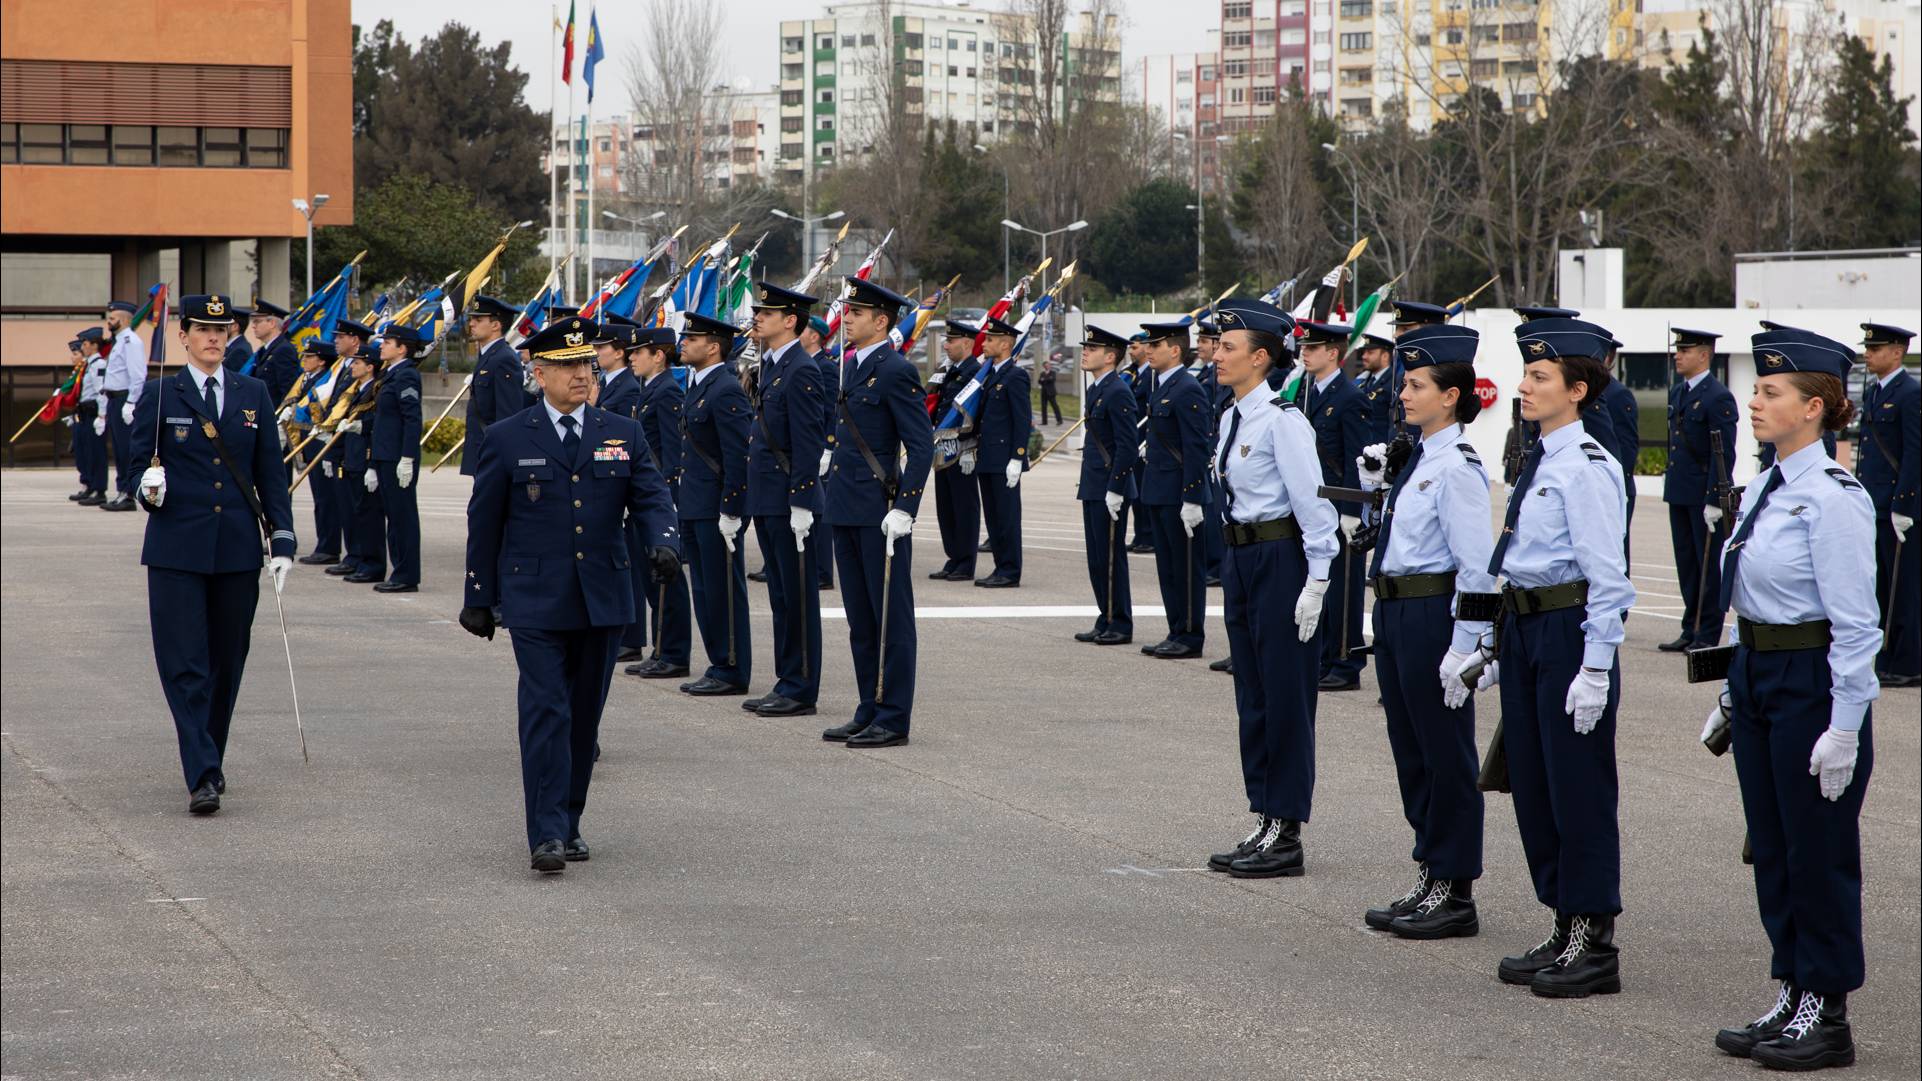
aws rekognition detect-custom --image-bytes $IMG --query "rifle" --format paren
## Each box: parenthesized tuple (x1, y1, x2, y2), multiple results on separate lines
(1502, 397, 1526, 487)
(1692, 429, 1732, 641)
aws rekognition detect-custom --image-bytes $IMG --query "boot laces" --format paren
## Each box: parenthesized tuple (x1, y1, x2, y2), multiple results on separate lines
(1394, 866, 1432, 908)
(1414, 880, 1454, 914)
(1754, 982, 1794, 1028)
(1553, 916, 1591, 965)
(1239, 816, 1272, 847)
(1782, 992, 1825, 1040)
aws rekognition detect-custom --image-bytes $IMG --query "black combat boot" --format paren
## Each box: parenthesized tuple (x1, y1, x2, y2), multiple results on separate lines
(1716, 981, 1798, 1058)
(1389, 879, 1479, 940)
(1498, 911, 1571, 985)
(1529, 913, 1621, 998)
(1227, 819, 1303, 878)
(1363, 863, 1429, 930)
(1208, 816, 1273, 872)
(1751, 991, 1855, 1072)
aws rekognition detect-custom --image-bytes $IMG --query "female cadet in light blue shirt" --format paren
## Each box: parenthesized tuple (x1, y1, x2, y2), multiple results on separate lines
(1705, 325, 1880, 1073)
(1352, 323, 1495, 941)
(1481, 317, 1636, 1000)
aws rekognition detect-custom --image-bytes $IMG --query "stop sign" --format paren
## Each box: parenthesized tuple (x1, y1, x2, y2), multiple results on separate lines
(1475, 378, 1499, 410)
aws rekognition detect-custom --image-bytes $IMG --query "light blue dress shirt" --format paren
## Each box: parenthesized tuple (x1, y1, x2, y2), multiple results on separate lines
(1376, 423, 1498, 653)
(1214, 389, 1341, 579)
(105, 326, 149, 404)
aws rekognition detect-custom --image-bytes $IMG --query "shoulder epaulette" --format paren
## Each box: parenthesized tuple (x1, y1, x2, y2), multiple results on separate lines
(1824, 466, 1864, 491)
(1579, 440, 1607, 463)
(1271, 395, 1298, 411)
(1457, 442, 1483, 467)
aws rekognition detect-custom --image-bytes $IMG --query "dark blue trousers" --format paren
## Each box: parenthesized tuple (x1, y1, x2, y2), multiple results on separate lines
(73, 408, 107, 491)
(933, 465, 980, 576)
(637, 525, 691, 665)
(1730, 645, 1872, 994)
(105, 390, 134, 494)
(1203, 496, 1224, 578)
(302, 447, 342, 558)
(374, 460, 420, 586)
(1374, 593, 1484, 880)
(815, 506, 835, 588)
(683, 518, 750, 687)
(1874, 507, 1920, 678)
(976, 471, 1023, 581)
(833, 525, 917, 734)
(1498, 605, 1622, 915)
(1223, 536, 1318, 820)
(621, 519, 649, 650)
(508, 624, 621, 850)
(1668, 502, 1727, 645)
(753, 515, 821, 704)
(1146, 503, 1205, 650)
(1081, 500, 1132, 637)
(1319, 539, 1368, 681)
(341, 470, 385, 577)
(148, 567, 259, 791)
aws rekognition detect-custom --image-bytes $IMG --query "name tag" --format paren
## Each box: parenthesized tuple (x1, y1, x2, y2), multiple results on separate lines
(166, 416, 193, 425)
(517, 457, 547, 466)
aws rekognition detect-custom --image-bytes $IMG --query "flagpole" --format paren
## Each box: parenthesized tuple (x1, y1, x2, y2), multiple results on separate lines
(549, 4, 561, 283)
(567, 74, 578, 303)
(586, 78, 596, 304)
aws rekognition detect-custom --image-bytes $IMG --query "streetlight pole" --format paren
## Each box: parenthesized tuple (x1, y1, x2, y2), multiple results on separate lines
(771, 208, 846, 277)
(974, 143, 1010, 293)
(292, 193, 329, 297)
(603, 209, 666, 262)
(999, 217, 1088, 359)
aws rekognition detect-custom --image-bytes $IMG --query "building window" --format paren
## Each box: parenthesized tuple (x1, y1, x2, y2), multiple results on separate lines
(1199, 65, 1216, 80)
(201, 126, 243, 166)
(1224, 59, 1248, 76)
(783, 63, 804, 79)
(818, 144, 834, 160)
(111, 124, 155, 165)
(67, 123, 109, 164)
(1339, 0, 1373, 16)
(783, 36, 804, 52)
(1254, 29, 1275, 47)
(842, 34, 856, 46)
(1224, 1, 1252, 18)
(1471, 59, 1499, 79)
(782, 116, 804, 132)
(817, 35, 833, 49)
(1512, 92, 1537, 110)
(157, 126, 199, 166)
(1281, 0, 1306, 14)
(1223, 30, 1251, 48)
(1282, 29, 1306, 45)
(1342, 98, 1374, 118)
(20, 123, 62, 164)
(1502, 21, 1534, 43)
(950, 65, 959, 77)
(1339, 32, 1372, 50)
(862, 33, 876, 46)
(781, 141, 802, 160)
(781, 90, 804, 105)
(1340, 66, 1373, 84)
(904, 32, 922, 49)
(1253, 85, 1277, 105)
(966, 67, 976, 78)
(1503, 59, 1538, 75)
(818, 118, 835, 131)
(818, 89, 834, 103)
(1229, 87, 1245, 103)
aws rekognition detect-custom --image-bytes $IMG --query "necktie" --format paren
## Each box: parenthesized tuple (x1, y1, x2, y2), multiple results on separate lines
(203, 375, 219, 417)
(1487, 440, 1546, 576)
(1368, 441, 1424, 578)
(1719, 465, 1783, 610)
(560, 414, 580, 459)
(1217, 407, 1243, 524)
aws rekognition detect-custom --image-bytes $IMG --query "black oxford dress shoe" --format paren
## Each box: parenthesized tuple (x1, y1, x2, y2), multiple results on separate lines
(747, 568, 768, 582)
(929, 567, 956, 580)
(942, 568, 974, 580)
(1140, 640, 1169, 656)
(530, 840, 566, 874)
(973, 575, 1019, 588)
(68, 488, 91, 501)
(616, 646, 649, 663)
(77, 491, 107, 506)
(1093, 631, 1131, 646)
(373, 581, 418, 593)
(324, 562, 356, 576)
(101, 496, 137, 511)
(1656, 635, 1694, 652)
(297, 552, 338, 565)
(846, 725, 908, 748)
(1152, 642, 1202, 659)
(1074, 629, 1101, 643)
(639, 661, 689, 679)
(682, 676, 748, 696)
(564, 837, 590, 862)
(188, 781, 221, 815)
(1317, 673, 1360, 691)
(1209, 656, 1234, 673)
(822, 720, 868, 742)
(756, 695, 817, 717)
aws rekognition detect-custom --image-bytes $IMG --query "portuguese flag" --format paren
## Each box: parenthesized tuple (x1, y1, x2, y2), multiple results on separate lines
(561, 1, 576, 84)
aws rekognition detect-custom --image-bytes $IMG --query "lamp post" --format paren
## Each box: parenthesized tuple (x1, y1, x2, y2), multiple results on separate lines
(1321, 141, 1360, 311)
(292, 193, 330, 297)
(999, 217, 1088, 358)
(975, 142, 1010, 293)
(603, 209, 666, 262)
(771, 208, 846, 280)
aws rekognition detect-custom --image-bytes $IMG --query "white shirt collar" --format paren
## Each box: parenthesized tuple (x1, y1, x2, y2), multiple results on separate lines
(1684, 370, 1709, 390)
(186, 364, 223, 391)
(855, 339, 887, 364)
(1877, 368, 1903, 388)
(1420, 422, 1464, 453)
(688, 362, 721, 386)
(542, 397, 588, 430)
(1776, 436, 1831, 481)
(1313, 370, 1339, 392)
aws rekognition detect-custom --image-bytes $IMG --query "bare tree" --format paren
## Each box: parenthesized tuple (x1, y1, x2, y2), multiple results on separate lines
(1340, 104, 1470, 300)
(621, 0, 730, 213)
(1226, 92, 1335, 289)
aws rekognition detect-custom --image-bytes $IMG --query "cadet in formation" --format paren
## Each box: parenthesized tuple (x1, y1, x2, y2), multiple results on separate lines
(593, 318, 650, 662)
(242, 300, 300, 407)
(674, 313, 754, 696)
(1071, 325, 1139, 646)
(1659, 327, 1738, 652)
(972, 316, 1030, 588)
(1706, 324, 1880, 1071)
(462, 295, 534, 480)
(128, 294, 296, 814)
(1204, 298, 1338, 878)
(1193, 320, 1227, 587)
(370, 323, 426, 593)
(623, 324, 694, 679)
(460, 316, 681, 874)
(220, 302, 254, 371)
(928, 319, 983, 582)
(804, 314, 838, 592)
(332, 342, 387, 584)
(1296, 320, 1370, 690)
(821, 276, 934, 748)
(1854, 322, 1918, 688)
(69, 326, 109, 505)
(99, 298, 149, 511)
(1126, 335, 1157, 554)
(321, 319, 376, 578)
(1353, 332, 1397, 445)
(1136, 320, 1212, 658)
(285, 340, 343, 565)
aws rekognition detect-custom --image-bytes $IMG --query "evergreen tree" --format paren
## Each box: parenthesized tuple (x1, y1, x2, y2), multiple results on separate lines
(1805, 34, 1921, 249)
(1088, 178, 1199, 297)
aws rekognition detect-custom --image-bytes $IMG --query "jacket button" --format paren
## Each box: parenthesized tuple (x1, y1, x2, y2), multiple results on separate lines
(575, 525, 583, 534)
(211, 457, 220, 465)
(576, 552, 584, 560)
(214, 481, 223, 489)
(573, 499, 582, 508)
(572, 474, 581, 482)
(213, 505, 223, 512)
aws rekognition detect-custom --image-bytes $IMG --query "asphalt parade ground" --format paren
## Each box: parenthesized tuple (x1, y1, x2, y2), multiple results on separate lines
(3, 456, 1917, 1081)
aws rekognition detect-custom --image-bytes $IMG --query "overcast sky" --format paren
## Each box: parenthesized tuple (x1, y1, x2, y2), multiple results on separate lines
(352, 0, 1213, 116)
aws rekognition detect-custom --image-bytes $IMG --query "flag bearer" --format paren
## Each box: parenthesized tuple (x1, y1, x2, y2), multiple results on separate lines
(287, 341, 342, 566)
(72, 328, 110, 504)
(322, 319, 374, 577)
(462, 295, 533, 478)
(335, 344, 386, 584)
(928, 319, 983, 582)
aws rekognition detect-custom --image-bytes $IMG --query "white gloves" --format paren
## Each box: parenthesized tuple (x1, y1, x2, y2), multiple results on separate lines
(277, 406, 294, 424)
(1702, 700, 1727, 746)
(1357, 442, 1389, 490)
(718, 513, 743, 554)
(1895, 512, 1914, 539)
(365, 469, 379, 493)
(790, 506, 814, 550)
(93, 416, 107, 436)
(1104, 491, 1125, 521)
(339, 419, 362, 435)
(1293, 578, 1328, 642)
(1475, 657, 1500, 692)
(397, 458, 415, 488)
(121, 402, 135, 425)
(1005, 459, 1023, 488)
(819, 449, 832, 477)
(881, 508, 914, 548)
(321, 461, 334, 479)
(1809, 727, 1860, 801)
(139, 464, 168, 508)
(1339, 514, 1362, 541)
(1704, 505, 1724, 528)
(1564, 667, 1611, 734)
(61, 414, 75, 428)
(1440, 648, 1476, 710)
(268, 555, 292, 594)
(959, 449, 976, 475)
(1179, 501, 1204, 536)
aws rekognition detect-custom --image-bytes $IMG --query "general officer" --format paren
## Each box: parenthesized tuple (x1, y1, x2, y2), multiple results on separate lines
(128, 294, 297, 814)
(1360, 324, 1495, 938)
(928, 319, 983, 582)
(741, 283, 828, 718)
(370, 323, 427, 593)
(1660, 327, 1739, 652)
(1481, 315, 1636, 999)
(821, 277, 934, 748)
(674, 314, 754, 695)
(622, 325, 694, 680)
(1355, 332, 1397, 445)
(460, 316, 681, 873)
(1072, 325, 1138, 646)
(286, 341, 343, 565)
(973, 315, 1031, 588)
(220, 302, 254, 372)
(1126, 334, 1157, 553)
(1298, 320, 1370, 690)
(1204, 298, 1339, 878)
(321, 318, 375, 577)
(1855, 322, 1918, 688)
(333, 344, 387, 584)
(100, 299, 149, 511)
(461, 295, 533, 478)
(1137, 319, 1213, 658)
(72, 327, 110, 505)
(1705, 324, 1881, 1071)
(243, 300, 301, 406)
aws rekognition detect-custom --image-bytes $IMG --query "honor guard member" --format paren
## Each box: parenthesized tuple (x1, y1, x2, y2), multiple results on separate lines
(593, 319, 650, 663)
(1196, 321, 1228, 586)
(128, 294, 297, 814)
(1205, 299, 1339, 877)
(462, 295, 533, 477)
(1703, 324, 1881, 1070)
(1515, 306, 1640, 556)
(625, 326, 694, 678)
(1660, 327, 1739, 652)
(72, 327, 110, 504)
(288, 341, 344, 565)
(1482, 315, 1636, 998)
(741, 283, 829, 717)
(244, 300, 301, 406)
(821, 277, 935, 748)
(1856, 322, 1918, 687)
(100, 299, 150, 511)
(928, 319, 984, 581)
(803, 314, 838, 590)
(335, 344, 387, 583)
(1359, 324, 1495, 938)
(370, 322, 428, 593)
(1137, 319, 1214, 657)
(322, 320, 376, 576)
(1072, 324, 1139, 645)
(460, 316, 682, 873)
(1298, 320, 1371, 690)
(1390, 300, 1450, 338)
(1126, 334, 1158, 553)
(220, 302, 254, 372)
(1355, 333, 1397, 445)
(973, 315, 1032, 588)
(675, 315, 754, 695)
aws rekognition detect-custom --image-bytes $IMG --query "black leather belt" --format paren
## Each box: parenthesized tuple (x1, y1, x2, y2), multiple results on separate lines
(1372, 571, 1457, 601)
(1738, 617, 1832, 652)
(1223, 517, 1301, 546)
(1503, 579, 1589, 615)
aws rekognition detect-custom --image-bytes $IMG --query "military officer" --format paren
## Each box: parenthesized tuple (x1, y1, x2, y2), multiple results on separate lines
(460, 316, 682, 873)
(100, 299, 149, 511)
(334, 344, 386, 584)
(287, 341, 343, 565)
(243, 300, 301, 406)
(593, 319, 651, 663)
(621, 325, 693, 680)
(1196, 321, 1228, 587)
(1660, 327, 1739, 652)
(72, 327, 110, 505)
(1855, 322, 1918, 687)
(1355, 333, 1397, 445)
(973, 316, 1031, 588)
(462, 295, 533, 478)
(1297, 321, 1370, 690)
(1703, 324, 1881, 1071)
(675, 314, 754, 695)
(1073, 325, 1139, 645)
(804, 314, 838, 591)
(821, 277, 934, 748)
(1391, 300, 1450, 338)
(1515, 307, 1640, 556)
(370, 323, 427, 593)
(128, 294, 297, 814)
(929, 319, 983, 582)
(220, 302, 254, 372)
(1137, 319, 1213, 658)
(323, 320, 376, 577)
(1126, 334, 1157, 553)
